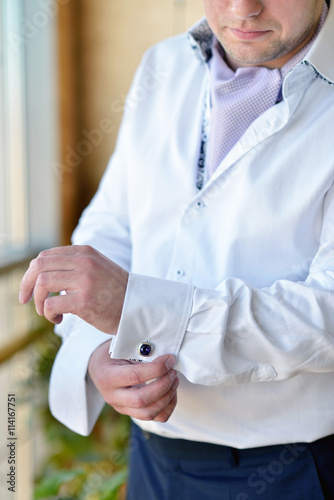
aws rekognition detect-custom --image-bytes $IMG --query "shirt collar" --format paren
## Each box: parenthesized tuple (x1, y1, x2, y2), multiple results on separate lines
(280, 1, 329, 79)
(304, 0, 334, 84)
(188, 1, 334, 84)
(187, 18, 213, 63)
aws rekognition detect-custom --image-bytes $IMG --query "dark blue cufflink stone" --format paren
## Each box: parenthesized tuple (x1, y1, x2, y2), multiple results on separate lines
(138, 342, 153, 357)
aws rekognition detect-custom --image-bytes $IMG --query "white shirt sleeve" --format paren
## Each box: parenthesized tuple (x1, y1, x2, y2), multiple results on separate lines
(110, 231, 334, 386)
(49, 317, 111, 436)
(48, 61, 135, 435)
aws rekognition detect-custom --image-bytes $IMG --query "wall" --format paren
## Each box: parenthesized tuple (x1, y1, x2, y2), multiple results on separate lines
(59, 0, 204, 240)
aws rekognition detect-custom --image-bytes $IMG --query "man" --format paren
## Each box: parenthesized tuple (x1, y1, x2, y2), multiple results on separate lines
(20, 0, 334, 498)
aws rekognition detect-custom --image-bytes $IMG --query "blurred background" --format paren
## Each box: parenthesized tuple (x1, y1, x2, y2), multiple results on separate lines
(0, 0, 204, 499)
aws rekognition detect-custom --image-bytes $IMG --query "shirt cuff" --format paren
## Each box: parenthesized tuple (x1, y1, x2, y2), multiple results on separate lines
(49, 317, 111, 436)
(109, 273, 194, 361)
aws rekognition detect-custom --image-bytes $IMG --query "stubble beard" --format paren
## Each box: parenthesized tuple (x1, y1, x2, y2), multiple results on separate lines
(217, 10, 322, 69)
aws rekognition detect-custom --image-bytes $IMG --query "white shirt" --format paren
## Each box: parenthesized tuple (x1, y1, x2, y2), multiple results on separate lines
(50, 5, 334, 448)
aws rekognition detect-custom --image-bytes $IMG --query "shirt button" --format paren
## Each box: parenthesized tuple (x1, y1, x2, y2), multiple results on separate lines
(176, 268, 185, 278)
(196, 199, 205, 209)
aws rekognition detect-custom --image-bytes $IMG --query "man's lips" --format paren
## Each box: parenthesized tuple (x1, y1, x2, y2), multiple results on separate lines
(229, 28, 271, 40)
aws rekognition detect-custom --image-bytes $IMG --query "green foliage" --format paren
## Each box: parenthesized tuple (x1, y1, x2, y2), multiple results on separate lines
(29, 330, 130, 500)
(96, 469, 129, 500)
(34, 469, 86, 499)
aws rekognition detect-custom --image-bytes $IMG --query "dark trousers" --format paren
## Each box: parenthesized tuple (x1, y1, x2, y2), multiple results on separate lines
(127, 423, 334, 500)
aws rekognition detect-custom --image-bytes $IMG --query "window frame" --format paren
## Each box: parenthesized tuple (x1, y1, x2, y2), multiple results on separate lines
(0, 0, 60, 269)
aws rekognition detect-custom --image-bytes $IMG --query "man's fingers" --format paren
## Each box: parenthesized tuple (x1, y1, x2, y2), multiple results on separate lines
(153, 392, 178, 423)
(112, 377, 179, 422)
(32, 271, 76, 316)
(19, 245, 128, 334)
(109, 355, 176, 388)
(106, 358, 179, 422)
(43, 293, 79, 324)
(19, 255, 75, 304)
(110, 369, 178, 409)
(88, 347, 179, 423)
(43, 291, 98, 325)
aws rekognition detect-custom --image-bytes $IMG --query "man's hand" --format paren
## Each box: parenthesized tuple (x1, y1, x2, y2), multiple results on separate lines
(89, 342, 179, 422)
(19, 245, 128, 334)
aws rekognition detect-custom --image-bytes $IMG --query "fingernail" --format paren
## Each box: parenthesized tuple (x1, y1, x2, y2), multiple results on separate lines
(172, 377, 179, 390)
(18, 291, 23, 304)
(165, 356, 176, 370)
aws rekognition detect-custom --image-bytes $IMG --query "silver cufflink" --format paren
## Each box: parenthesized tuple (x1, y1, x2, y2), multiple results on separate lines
(138, 341, 154, 357)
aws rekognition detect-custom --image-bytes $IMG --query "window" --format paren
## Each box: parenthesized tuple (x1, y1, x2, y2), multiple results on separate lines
(0, 1, 60, 496)
(0, 0, 28, 262)
(0, 0, 60, 268)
